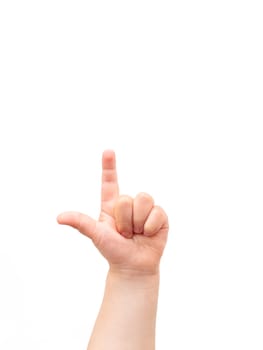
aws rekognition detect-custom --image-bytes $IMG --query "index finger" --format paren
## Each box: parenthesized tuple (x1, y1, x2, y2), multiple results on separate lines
(100, 149, 119, 216)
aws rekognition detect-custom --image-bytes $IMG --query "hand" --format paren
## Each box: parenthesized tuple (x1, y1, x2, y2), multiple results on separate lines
(57, 150, 169, 276)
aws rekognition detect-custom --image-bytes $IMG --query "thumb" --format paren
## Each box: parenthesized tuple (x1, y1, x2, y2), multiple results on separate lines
(57, 211, 97, 240)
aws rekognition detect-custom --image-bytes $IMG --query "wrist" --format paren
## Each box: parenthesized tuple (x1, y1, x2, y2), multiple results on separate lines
(107, 266, 160, 289)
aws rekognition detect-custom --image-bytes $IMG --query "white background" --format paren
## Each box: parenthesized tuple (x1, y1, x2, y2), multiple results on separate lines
(0, 0, 262, 349)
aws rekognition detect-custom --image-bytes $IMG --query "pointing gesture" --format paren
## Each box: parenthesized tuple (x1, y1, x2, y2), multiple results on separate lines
(100, 150, 119, 221)
(57, 150, 169, 275)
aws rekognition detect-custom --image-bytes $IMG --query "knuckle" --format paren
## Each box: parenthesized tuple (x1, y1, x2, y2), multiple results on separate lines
(118, 194, 133, 205)
(137, 192, 153, 202)
(77, 213, 83, 232)
(119, 194, 132, 200)
(155, 205, 169, 225)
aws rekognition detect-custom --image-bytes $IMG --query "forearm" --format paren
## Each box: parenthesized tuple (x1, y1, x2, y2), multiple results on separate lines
(87, 269, 160, 350)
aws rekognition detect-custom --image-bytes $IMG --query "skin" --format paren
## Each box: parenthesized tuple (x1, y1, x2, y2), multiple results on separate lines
(57, 150, 169, 350)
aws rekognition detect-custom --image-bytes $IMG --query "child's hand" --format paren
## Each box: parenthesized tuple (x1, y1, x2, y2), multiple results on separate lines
(57, 150, 169, 276)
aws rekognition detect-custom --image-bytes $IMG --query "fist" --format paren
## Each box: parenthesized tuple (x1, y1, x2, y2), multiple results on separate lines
(114, 193, 166, 238)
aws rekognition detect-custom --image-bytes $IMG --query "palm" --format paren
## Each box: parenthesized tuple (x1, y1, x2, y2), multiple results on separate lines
(93, 216, 168, 273)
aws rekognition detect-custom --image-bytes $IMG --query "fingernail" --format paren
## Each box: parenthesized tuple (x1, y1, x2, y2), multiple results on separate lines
(134, 227, 142, 234)
(122, 232, 133, 239)
(57, 214, 63, 223)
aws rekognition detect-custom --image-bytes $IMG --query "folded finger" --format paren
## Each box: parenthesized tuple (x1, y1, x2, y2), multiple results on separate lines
(133, 192, 154, 234)
(144, 205, 168, 237)
(114, 195, 133, 238)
